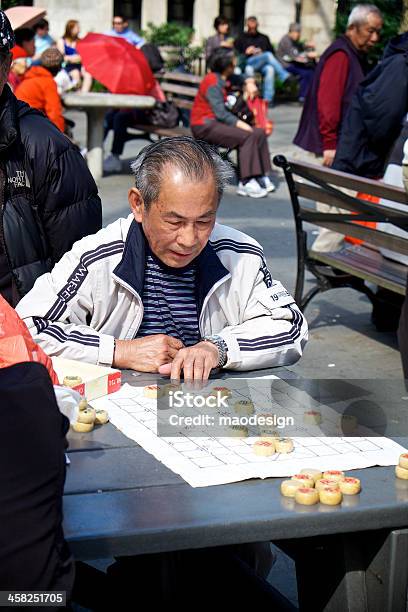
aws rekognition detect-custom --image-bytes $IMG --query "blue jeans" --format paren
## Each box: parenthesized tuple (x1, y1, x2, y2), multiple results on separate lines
(245, 51, 290, 102)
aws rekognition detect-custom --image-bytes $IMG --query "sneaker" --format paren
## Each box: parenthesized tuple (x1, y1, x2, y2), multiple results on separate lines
(237, 179, 267, 198)
(103, 154, 122, 173)
(258, 176, 276, 193)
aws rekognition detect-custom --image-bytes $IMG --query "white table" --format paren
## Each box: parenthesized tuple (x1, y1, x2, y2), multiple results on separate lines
(63, 92, 155, 182)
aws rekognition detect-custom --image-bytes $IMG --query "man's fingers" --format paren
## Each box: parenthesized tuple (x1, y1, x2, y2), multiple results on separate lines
(158, 363, 171, 375)
(182, 356, 194, 383)
(167, 346, 181, 360)
(170, 354, 184, 380)
(203, 361, 213, 382)
(193, 358, 205, 382)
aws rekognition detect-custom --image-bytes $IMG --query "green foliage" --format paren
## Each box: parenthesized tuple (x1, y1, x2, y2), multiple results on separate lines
(142, 22, 194, 47)
(90, 80, 108, 93)
(2, 0, 21, 8)
(335, 0, 403, 62)
(142, 22, 203, 72)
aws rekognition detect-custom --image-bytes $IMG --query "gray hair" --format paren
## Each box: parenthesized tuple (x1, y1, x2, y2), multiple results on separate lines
(289, 22, 301, 33)
(130, 136, 234, 209)
(347, 4, 382, 28)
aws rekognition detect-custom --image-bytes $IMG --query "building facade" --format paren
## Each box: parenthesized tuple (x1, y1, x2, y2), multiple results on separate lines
(34, 0, 336, 55)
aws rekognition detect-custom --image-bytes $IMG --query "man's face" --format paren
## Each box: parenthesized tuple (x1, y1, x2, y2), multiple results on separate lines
(129, 166, 218, 268)
(38, 26, 48, 38)
(0, 53, 12, 95)
(348, 13, 383, 53)
(247, 19, 258, 33)
(289, 30, 301, 42)
(22, 38, 35, 57)
(113, 17, 126, 33)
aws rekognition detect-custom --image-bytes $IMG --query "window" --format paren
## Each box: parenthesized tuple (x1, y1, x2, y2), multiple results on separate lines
(219, 0, 246, 37)
(114, 0, 142, 32)
(167, 0, 194, 27)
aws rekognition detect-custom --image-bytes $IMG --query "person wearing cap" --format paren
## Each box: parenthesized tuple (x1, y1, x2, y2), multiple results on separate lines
(277, 23, 317, 102)
(15, 47, 65, 131)
(0, 9, 101, 307)
(12, 27, 35, 59)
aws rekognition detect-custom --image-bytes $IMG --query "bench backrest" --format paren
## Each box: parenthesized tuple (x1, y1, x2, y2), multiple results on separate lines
(157, 72, 201, 110)
(274, 155, 408, 256)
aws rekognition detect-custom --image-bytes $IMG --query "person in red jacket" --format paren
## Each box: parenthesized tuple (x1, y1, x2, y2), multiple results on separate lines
(15, 47, 65, 132)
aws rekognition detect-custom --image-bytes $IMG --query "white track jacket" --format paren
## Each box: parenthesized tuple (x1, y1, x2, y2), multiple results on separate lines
(16, 216, 308, 371)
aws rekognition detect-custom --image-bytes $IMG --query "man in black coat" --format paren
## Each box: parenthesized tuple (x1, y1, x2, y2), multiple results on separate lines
(0, 10, 102, 306)
(334, 32, 408, 178)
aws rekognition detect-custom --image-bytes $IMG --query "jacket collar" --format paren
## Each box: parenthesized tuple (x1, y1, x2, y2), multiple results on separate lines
(113, 220, 230, 313)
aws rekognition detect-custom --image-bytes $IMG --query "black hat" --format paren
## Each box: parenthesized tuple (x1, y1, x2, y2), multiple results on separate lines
(0, 10, 15, 53)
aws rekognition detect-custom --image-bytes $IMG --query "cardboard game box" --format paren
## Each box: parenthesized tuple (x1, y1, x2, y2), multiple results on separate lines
(52, 357, 121, 400)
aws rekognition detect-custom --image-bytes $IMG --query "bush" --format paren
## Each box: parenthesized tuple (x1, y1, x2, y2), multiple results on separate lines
(335, 0, 403, 63)
(142, 22, 203, 72)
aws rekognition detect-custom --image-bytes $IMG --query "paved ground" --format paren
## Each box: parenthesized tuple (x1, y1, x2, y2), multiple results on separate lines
(68, 102, 403, 609)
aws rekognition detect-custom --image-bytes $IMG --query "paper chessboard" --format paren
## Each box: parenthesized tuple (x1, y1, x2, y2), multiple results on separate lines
(90, 378, 407, 488)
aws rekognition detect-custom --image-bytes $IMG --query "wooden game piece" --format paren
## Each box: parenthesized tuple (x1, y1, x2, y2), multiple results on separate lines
(300, 468, 322, 482)
(94, 409, 109, 425)
(291, 474, 315, 488)
(275, 438, 294, 453)
(77, 407, 96, 425)
(319, 487, 342, 505)
(210, 386, 231, 399)
(72, 421, 94, 433)
(399, 453, 408, 469)
(280, 480, 301, 498)
(234, 399, 254, 416)
(63, 375, 82, 388)
(315, 478, 340, 492)
(395, 465, 408, 480)
(323, 470, 345, 482)
(295, 487, 319, 505)
(303, 410, 322, 425)
(78, 398, 88, 411)
(339, 477, 361, 495)
(143, 384, 164, 399)
(338, 415, 358, 433)
(253, 439, 275, 456)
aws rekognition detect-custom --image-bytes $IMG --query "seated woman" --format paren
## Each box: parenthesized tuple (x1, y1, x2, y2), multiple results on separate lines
(57, 20, 92, 93)
(190, 48, 274, 198)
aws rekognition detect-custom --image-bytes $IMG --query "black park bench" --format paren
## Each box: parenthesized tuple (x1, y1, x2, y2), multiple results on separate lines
(274, 155, 408, 311)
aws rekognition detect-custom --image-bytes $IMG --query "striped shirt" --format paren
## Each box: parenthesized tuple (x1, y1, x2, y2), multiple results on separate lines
(137, 250, 200, 346)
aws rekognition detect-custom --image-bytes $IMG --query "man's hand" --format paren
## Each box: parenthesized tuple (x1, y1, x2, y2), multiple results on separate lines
(158, 341, 219, 382)
(245, 45, 257, 55)
(323, 149, 336, 167)
(113, 335, 184, 372)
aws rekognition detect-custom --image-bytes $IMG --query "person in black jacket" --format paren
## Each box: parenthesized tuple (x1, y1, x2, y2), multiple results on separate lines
(333, 32, 408, 179)
(0, 10, 102, 306)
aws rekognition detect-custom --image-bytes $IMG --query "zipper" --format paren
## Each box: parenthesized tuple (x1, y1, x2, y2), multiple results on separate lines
(198, 273, 231, 335)
(0, 163, 19, 304)
(111, 272, 144, 336)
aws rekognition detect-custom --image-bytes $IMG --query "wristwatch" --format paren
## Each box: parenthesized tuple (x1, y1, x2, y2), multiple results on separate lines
(201, 334, 228, 368)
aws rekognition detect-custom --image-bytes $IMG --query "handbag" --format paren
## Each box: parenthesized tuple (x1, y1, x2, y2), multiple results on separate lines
(225, 93, 254, 125)
(147, 101, 179, 128)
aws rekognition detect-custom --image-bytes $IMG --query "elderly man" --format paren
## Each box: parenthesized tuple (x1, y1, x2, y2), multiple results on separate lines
(234, 16, 292, 105)
(293, 3, 383, 252)
(17, 137, 307, 381)
(277, 23, 317, 101)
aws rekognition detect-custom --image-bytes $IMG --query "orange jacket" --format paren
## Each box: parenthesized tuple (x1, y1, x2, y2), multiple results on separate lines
(15, 66, 65, 132)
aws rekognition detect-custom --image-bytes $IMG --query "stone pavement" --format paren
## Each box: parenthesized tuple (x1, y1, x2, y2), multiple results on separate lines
(67, 101, 403, 609)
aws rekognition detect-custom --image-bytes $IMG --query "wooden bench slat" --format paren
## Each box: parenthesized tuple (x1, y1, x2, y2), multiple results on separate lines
(160, 82, 198, 97)
(289, 159, 408, 204)
(305, 214, 408, 254)
(296, 182, 408, 221)
(159, 72, 202, 85)
(309, 246, 407, 295)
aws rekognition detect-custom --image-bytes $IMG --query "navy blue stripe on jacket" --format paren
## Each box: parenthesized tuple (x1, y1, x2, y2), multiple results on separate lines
(237, 306, 303, 352)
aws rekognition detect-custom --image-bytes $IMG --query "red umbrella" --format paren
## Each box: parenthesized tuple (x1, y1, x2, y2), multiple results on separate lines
(77, 33, 155, 95)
